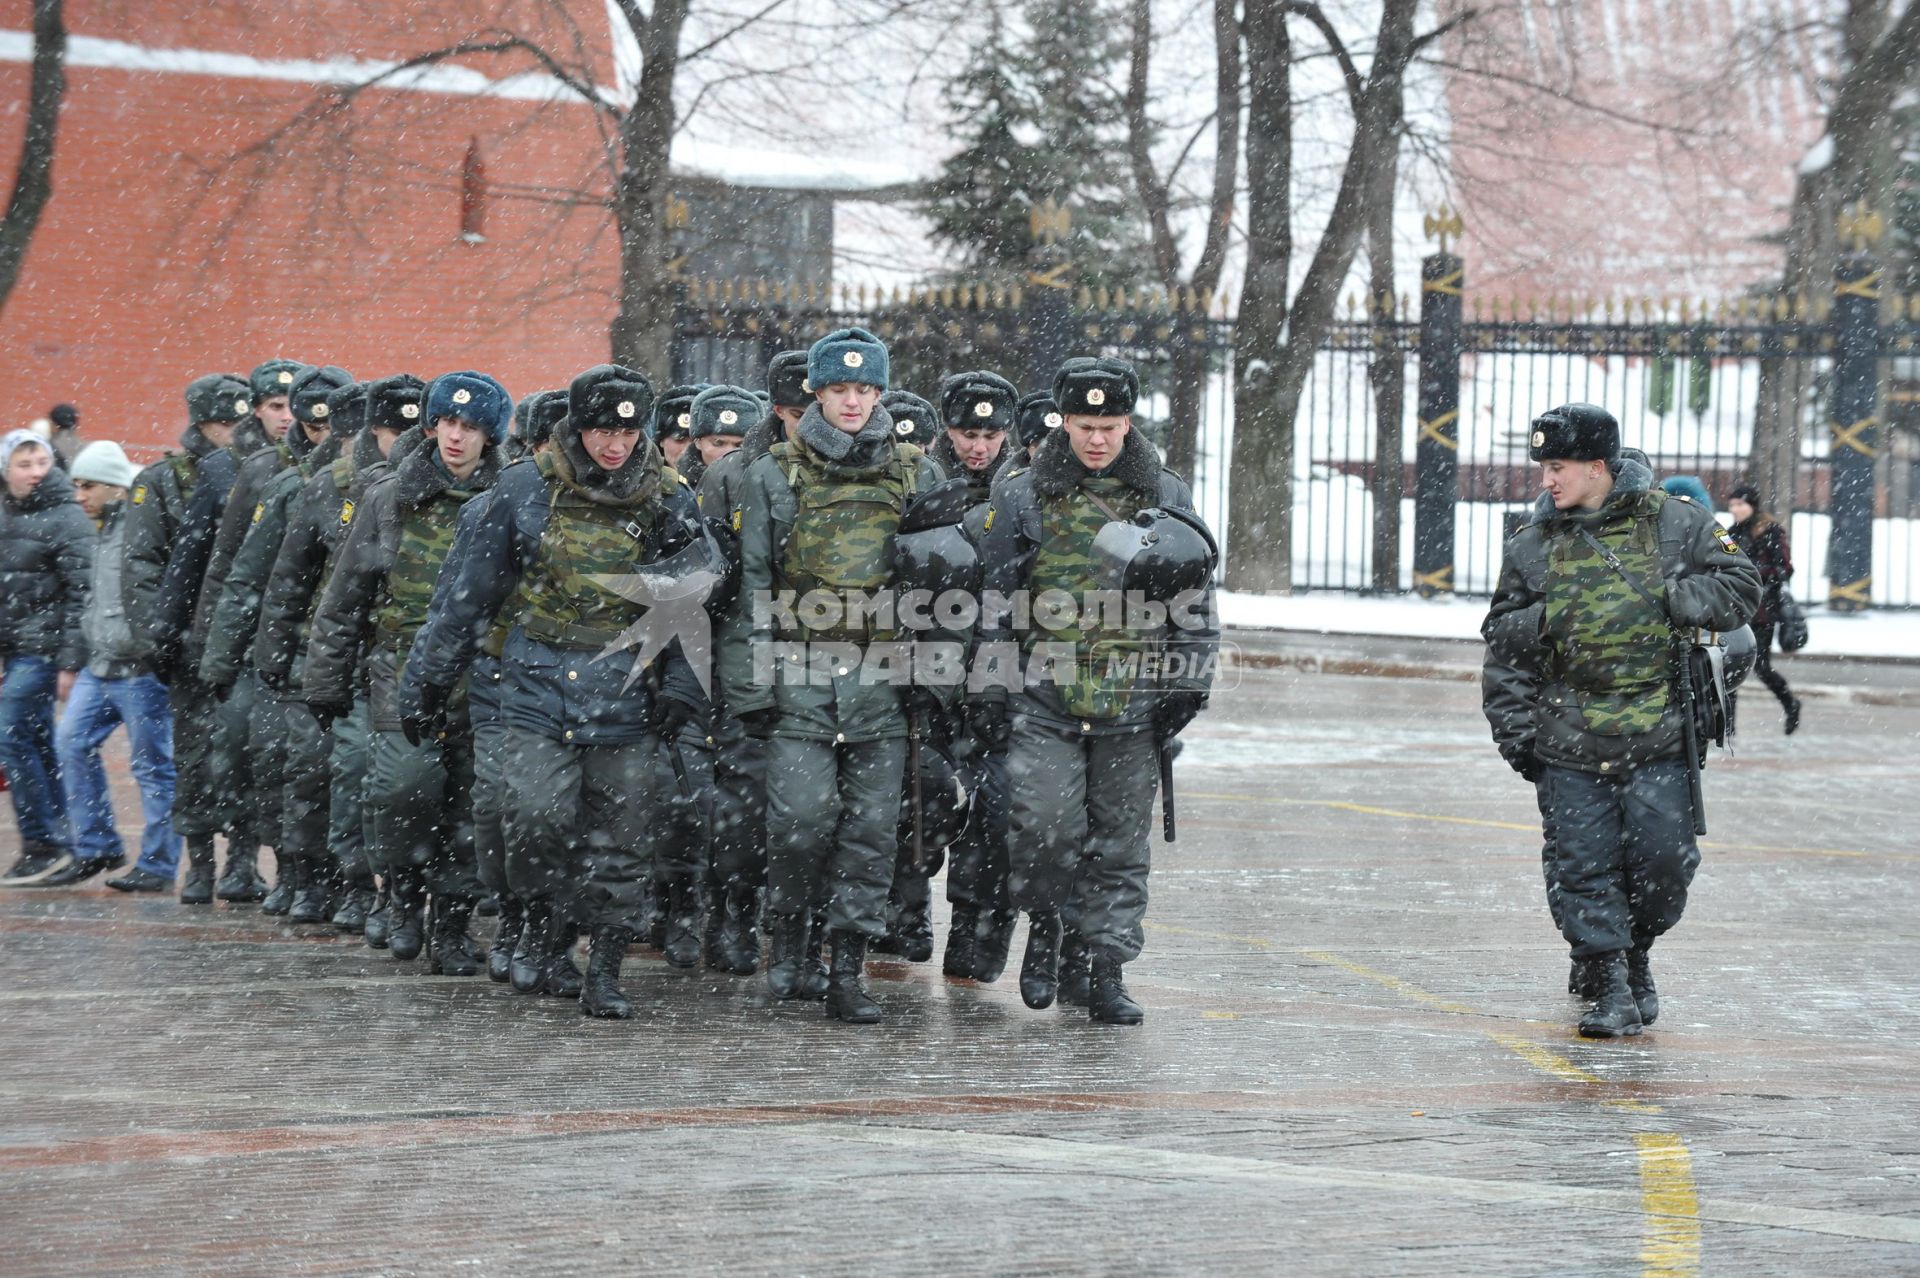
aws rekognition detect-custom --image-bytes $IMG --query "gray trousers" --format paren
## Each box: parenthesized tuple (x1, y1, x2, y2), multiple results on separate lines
(210, 670, 257, 844)
(169, 677, 225, 842)
(1535, 761, 1700, 958)
(327, 698, 371, 881)
(708, 719, 767, 892)
(653, 729, 713, 884)
(472, 718, 510, 898)
(502, 729, 657, 933)
(945, 744, 1009, 917)
(280, 701, 331, 872)
(244, 671, 290, 852)
(766, 735, 906, 937)
(364, 727, 482, 900)
(1007, 718, 1154, 962)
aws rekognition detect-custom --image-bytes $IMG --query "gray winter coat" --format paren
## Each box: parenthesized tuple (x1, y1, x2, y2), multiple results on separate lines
(80, 502, 143, 675)
(0, 464, 96, 670)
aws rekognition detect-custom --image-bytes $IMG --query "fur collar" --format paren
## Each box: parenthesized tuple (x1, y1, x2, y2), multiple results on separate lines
(676, 448, 705, 489)
(388, 425, 429, 470)
(305, 433, 343, 475)
(1031, 424, 1162, 500)
(231, 415, 273, 461)
(794, 402, 898, 469)
(179, 423, 219, 459)
(392, 437, 498, 510)
(553, 413, 665, 504)
(348, 426, 385, 475)
(741, 411, 784, 467)
(931, 431, 1016, 491)
(1531, 452, 1655, 526)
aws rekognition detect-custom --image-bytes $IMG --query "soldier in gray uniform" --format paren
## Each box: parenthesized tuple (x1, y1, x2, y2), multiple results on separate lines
(695, 351, 809, 976)
(725, 328, 948, 1023)
(975, 357, 1219, 1025)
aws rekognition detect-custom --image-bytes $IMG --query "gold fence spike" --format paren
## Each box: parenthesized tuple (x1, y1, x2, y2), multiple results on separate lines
(1012, 285, 1023, 309)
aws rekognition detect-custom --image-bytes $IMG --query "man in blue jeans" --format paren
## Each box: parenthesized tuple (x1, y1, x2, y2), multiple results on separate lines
(45, 443, 180, 889)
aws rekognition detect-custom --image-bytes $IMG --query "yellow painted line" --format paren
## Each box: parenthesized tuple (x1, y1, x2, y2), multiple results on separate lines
(1636, 1133, 1703, 1276)
(1185, 791, 1908, 860)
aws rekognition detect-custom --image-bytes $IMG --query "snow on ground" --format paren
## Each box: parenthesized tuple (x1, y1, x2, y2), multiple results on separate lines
(1218, 589, 1920, 660)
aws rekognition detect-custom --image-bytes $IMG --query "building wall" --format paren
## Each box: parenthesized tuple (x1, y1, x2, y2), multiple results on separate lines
(1, 1, 621, 460)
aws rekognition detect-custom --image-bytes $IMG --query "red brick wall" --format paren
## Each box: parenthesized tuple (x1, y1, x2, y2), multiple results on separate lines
(1, 1, 622, 461)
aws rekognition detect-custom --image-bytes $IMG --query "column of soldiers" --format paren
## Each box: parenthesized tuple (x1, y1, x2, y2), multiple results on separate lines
(116, 328, 1217, 1026)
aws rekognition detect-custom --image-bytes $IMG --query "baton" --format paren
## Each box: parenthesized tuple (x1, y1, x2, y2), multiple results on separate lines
(1158, 734, 1176, 842)
(909, 712, 927, 874)
(666, 739, 695, 798)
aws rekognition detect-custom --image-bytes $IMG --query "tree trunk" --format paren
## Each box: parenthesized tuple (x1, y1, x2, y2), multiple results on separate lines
(1366, 125, 1404, 593)
(608, 0, 690, 386)
(0, 0, 68, 319)
(1164, 338, 1205, 480)
(1225, 3, 1292, 592)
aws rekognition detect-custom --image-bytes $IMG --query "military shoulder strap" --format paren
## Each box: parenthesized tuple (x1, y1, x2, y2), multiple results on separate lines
(1574, 525, 1668, 622)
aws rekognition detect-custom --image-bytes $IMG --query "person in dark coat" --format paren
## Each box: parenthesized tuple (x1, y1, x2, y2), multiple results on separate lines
(1726, 484, 1800, 735)
(0, 431, 96, 884)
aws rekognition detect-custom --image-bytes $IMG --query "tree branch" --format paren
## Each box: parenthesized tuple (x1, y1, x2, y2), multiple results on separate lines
(1282, 1, 1362, 107)
(0, 0, 67, 317)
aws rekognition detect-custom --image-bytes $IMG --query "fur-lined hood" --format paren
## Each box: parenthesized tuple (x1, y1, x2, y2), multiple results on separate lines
(740, 410, 786, 467)
(1030, 422, 1162, 500)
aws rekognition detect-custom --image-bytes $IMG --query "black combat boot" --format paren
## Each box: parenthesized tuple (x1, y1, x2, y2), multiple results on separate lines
(488, 897, 525, 984)
(259, 849, 295, 914)
(363, 882, 392, 949)
(510, 898, 550, 994)
(825, 931, 883, 1024)
(894, 899, 933, 964)
(332, 874, 376, 933)
(973, 909, 1016, 982)
(1568, 955, 1603, 998)
(580, 927, 636, 1019)
(662, 877, 702, 970)
(178, 838, 217, 906)
(800, 908, 831, 1001)
(542, 910, 584, 999)
(1577, 952, 1644, 1038)
(1087, 950, 1144, 1025)
(943, 906, 979, 978)
(710, 884, 761, 976)
(639, 878, 667, 950)
(1020, 910, 1062, 1010)
(289, 857, 330, 924)
(1058, 927, 1092, 1007)
(216, 843, 269, 903)
(872, 891, 908, 956)
(1784, 695, 1801, 736)
(766, 911, 809, 999)
(429, 897, 483, 977)
(1627, 946, 1659, 1025)
(386, 870, 427, 961)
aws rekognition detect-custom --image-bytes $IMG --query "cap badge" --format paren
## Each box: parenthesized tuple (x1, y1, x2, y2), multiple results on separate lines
(974, 401, 994, 419)
(843, 351, 864, 368)
(401, 403, 420, 420)
(452, 388, 472, 406)
(896, 420, 914, 436)
(235, 397, 251, 414)
(1044, 412, 1063, 429)
(312, 402, 330, 418)
(719, 409, 738, 426)
(1086, 388, 1106, 407)
(677, 412, 690, 428)
(617, 400, 636, 419)
(277, 370, 294, 385)
(1531, 430, 1545, 447)
(801, 379, 812, 393)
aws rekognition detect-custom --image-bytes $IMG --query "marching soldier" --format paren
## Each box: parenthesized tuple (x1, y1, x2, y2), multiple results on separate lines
(725, 328, 948, 1023)
(1009, 390, 1061, 474)
(121, 374, 251, 903)
(694, 351, 809, 975)
(976, 357, 1219, 1025)
(405, 365, 717, 1019)
(653, 384, 702, 482)
(1483, 403, 1758, 1037)
(305, 372, 511, 973)
(201, 365, 355, 923)
(880, 390, 940, 450)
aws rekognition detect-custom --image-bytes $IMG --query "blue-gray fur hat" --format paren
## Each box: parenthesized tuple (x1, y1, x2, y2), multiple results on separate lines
(880, 390, 937, 447)
(426, 371, 513, 444)
(939, 370, 1018, 433)
(363, 374, 427, 434)
(1053, 357, 1138, 417)
(513, 389, 567, 451)
(690, 384, 760, 439)
(767, 350, 811, 407)
(186, 373, 252, 426)
(249, 359, 307, 403)
(1016, 390, 1061, 449)
(290, 365, 354, 427)
(808, 326, 889, 392)
(651, 385, 703, 441)
(569, 364, 654, 434)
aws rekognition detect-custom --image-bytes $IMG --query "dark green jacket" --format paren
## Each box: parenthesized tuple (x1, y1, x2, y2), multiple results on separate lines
(1481, 455, 1761, 774)
(697, 412, 784, 717)
(190, 419, 314, 653)
(120, 424, 220, 667)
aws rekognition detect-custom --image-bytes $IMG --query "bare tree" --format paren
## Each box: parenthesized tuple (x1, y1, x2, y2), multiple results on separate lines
(0, 0, 67, 320)
(1225, 0, 1471, 594)
(1123, 0, 1239, 479)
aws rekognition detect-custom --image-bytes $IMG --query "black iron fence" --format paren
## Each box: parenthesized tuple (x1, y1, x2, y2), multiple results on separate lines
(674, 258, 1920, 609)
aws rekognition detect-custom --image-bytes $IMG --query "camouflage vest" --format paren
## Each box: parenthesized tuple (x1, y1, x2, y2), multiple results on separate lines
(508, 450, 662, 650)
(769, 436, 921, 642)
(372, 481, 478, 655)
(167, 452, 200, 507)
(1027, 475, 1153, 721)
(1545, 494, 1672, 735)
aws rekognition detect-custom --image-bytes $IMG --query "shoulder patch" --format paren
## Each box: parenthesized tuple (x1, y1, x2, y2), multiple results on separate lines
(339, 499, 355, 527)
(1714, 525, 1740, 554)
(251, 502, 265, 525)
(983, 506, 995, 532)
(131, 485, 147, 506)
(731, 508, 742, 533)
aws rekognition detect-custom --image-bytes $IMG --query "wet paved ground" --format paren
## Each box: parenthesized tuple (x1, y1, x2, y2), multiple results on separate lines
(3, 667, 1918, 1275)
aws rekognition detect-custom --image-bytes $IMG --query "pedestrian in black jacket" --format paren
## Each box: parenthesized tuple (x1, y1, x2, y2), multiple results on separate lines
(0, 431, 96, 885)
(1727, 484, 1801, 734)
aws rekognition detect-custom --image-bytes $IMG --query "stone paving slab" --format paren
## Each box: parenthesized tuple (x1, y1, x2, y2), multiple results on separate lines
(2, 668, 1917, 1276)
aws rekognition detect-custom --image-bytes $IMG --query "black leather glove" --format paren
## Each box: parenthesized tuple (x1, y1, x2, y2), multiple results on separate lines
(210, 677, 237, 703)
(652, 696, 695, 740)
(1502, 743, 1543, 784)
(401, 681, 451, 747)
(737, 706, 779, 739)
(968, 700, 1010, 752)
(1154, 688, 1206, 740)
(256, 663, 290, 695)
(308, 695, 350, 735)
